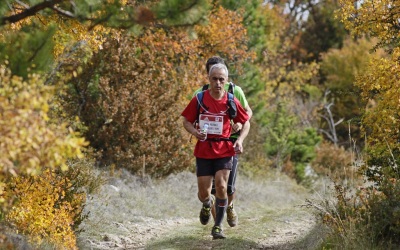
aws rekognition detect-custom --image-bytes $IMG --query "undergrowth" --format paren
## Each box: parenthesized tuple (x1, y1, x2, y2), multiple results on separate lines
(306, 142, 400, 249)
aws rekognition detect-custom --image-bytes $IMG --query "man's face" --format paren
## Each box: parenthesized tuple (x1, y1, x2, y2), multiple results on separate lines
(208, 68, 227, 94)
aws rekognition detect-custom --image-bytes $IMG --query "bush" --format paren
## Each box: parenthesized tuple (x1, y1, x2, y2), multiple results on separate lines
(0, 65, 86, 178)
(4, 157, 103, 249)
(0, 65, 93, 249)
(367, 177, 400, 244)
(312, 141, 354, 183)
(240, 121, 272, 179)
(286, 127, 322, 183)
(6, 170, 83, 249)
(309, 176, 400, 249)
(62, 31, 198, 177)
(262, 102, 322, 183)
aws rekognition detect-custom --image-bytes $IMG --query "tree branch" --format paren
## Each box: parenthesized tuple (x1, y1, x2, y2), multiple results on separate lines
(5, 2, 15, 19)
(27, 37, 48, 62)
(318, 128, 334, 142)
(1, 0, 66, 25)
(15, 0, 29, 9)
(51, 6, 75, 18)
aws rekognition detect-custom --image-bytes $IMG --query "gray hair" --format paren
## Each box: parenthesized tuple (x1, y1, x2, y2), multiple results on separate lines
(208, 63, 228, 77)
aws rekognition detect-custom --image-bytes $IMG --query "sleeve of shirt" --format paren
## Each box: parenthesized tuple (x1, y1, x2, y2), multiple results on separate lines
(233, 98, 249, 124)
(181, 96, 198, 124)
(233, 85, 249, 109)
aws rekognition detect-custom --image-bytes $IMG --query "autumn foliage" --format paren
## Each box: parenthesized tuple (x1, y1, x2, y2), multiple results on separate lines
(306, 0, 400, 248)
(0, 1, 256, 247)
(63, 5, 252, 177)
(0, 67, 86, 176)
(5, 170, 85, 249)
(7, 0, 400, 248)
(355, 51, 400, 175)
(65, 29, 196, 176)
(336, 0, 400, 181)
(0, 65, 89, 248)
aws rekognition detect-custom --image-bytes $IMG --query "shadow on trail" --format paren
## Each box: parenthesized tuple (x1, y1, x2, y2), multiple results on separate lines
(145, 222, 326, 250)
(145, 235, 259, 250)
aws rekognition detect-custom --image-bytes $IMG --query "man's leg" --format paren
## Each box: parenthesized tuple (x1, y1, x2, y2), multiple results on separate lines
(211, 157, 232, 239)
(197, 175, 214, 225)
(197, 175, 213, 202)
(227, 154, 238, 205)
(210, 179, 217, 221)
(214, 169, 229, 223)
(227, 154, 239, 227)
(196, 158, 214, 225)
(211, 154, 238, 222)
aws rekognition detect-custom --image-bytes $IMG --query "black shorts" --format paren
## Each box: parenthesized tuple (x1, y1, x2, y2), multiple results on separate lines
(196, 157, 233, 177)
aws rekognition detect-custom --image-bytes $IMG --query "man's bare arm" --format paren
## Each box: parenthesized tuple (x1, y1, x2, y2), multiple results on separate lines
(233, 120, 250, 154)
(232, 105, 252, 132)
(245, 105, 253, 120)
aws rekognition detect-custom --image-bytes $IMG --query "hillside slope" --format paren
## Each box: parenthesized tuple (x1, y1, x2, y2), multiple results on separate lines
(77, 170, 326, 249)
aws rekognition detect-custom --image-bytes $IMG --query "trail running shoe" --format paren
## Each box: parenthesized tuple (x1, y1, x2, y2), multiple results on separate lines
(199, 196, 215, 225)
(211, 226, 226, 240)
(211, 195, 216, 222)
(227, 204, 238, 227)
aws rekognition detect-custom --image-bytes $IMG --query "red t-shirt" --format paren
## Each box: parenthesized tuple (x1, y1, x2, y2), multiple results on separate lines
(181, 90, 249, 159)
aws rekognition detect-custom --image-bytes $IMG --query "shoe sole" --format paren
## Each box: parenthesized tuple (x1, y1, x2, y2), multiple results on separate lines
(212, 235, 226, 240)
(227, 221, 237, 227)
(212, 232, 226, 240)
(199, 211, 210, 225)
(227, 212, 238, 227)
(211, 226, 225, 239)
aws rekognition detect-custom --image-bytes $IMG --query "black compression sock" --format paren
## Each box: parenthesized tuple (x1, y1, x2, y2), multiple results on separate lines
(214, 197, 227, 226)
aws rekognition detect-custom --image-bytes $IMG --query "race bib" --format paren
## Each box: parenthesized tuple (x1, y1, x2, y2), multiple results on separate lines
(199, 114, 224, 135)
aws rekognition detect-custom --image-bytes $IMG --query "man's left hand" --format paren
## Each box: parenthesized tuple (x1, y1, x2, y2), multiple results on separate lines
(233, 141, 243, 154)
(232, 122, 243, 133)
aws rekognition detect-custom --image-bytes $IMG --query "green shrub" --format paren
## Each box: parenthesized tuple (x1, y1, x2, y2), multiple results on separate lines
(263, 102, 322, 183)
(240, 121, 272, 179)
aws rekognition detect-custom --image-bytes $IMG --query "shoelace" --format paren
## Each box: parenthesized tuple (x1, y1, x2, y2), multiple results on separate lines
(213, 226, 222, 233)
(201, 207, 211, 215)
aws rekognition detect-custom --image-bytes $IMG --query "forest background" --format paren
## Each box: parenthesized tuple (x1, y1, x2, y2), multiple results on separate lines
(0, 0, 400, 249)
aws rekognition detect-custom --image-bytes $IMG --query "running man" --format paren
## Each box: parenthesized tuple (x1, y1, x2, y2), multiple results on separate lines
(193, 56, 253, 227)
(182, 63, 250, 239)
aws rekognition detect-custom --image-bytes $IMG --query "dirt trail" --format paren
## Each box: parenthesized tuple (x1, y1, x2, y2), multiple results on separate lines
(82, 215, 318, 249)
(77, 170, 325, 250)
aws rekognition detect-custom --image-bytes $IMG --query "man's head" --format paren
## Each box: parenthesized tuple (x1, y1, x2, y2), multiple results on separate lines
(208, 63, 228, 94)
(206, 56, 225, 74)
(209, 63, 228, 77)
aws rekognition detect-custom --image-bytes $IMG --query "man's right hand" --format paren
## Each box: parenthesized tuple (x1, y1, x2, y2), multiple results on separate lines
(196, 129, 207, 141)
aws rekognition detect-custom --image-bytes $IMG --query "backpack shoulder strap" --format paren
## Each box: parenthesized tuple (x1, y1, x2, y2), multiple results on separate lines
(226, 91, 237, 119)
(195, 90, 207, 124)
(227, 91, 234, 101)
(202, 84, 209, 91)
(196, 91, 204, 113)
(228, 82, 235, 94)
